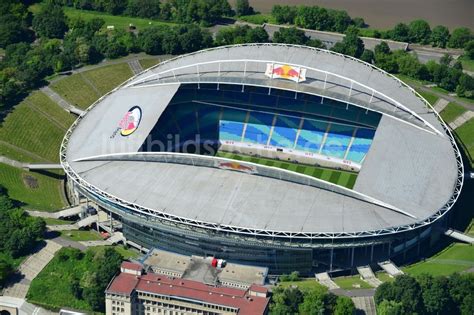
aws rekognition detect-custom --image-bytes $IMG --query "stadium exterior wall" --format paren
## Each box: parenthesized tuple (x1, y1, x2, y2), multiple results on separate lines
(61, 44, 464, 274)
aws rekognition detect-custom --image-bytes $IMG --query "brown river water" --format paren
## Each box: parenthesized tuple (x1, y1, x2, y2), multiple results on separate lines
(248, 0, 473, 30)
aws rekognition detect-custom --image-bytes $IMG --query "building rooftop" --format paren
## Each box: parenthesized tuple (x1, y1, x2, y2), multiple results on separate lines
(143, 248, 190, 276)
(106, 271, 269, 314)
(64, 44, 461, 238)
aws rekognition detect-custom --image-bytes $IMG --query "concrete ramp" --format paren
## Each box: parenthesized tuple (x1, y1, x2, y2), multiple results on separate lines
(56, 205, 84, 218)
(76, 214, 98, 228)
(445, 229, 474, 244)
(26, 163, 62, 170)
(107, 232, 125, 244)
(357, 266, 382, 287)
(378, 261, 404, 277)
(352, 296, 377, 315)
(315, 272, 339, 290)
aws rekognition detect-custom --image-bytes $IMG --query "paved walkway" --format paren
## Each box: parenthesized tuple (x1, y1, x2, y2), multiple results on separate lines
(128, 59, 144, 75)
(2, 240, 62, 299)
(352, 296, 377, 315)
(0, 156, 25, 169)
(0, 296, 57, 315)
(433, 98, 449, 113)
(40, 86, 84, 116)
(449, 111, 474, 129)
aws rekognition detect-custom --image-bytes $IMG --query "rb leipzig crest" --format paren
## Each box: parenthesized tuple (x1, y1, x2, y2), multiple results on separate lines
(119, 106, 142, 137)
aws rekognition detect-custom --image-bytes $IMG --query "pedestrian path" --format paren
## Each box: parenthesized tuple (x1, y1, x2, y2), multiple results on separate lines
(352, 296, 377, 315)
(315, 272, 339, 290)
(41, 86, 84, 116)
(449, 111, 474, 129)
(445, 228, 474, 244)
(128, 59, 143, 75)
(378, 261, 404, 277)
(433, 98, 449, 112)
(357, 266, 382, 287)
(2, 241, 62, 299)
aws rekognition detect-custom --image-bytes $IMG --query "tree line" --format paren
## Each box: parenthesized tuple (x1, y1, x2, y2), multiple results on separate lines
(270, 4, 473, 49)
(0, 184, 47, 288)
(270, 272, 355, 315)
(375, 273, 474, 315)
(1, 2, 473, 111)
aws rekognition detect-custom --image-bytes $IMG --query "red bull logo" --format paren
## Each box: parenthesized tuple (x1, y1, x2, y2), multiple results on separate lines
(217, 161, 257, 174)
(265, 63, 306, 82)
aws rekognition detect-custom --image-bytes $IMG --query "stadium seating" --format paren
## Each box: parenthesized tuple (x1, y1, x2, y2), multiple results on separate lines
(295, 119, 329, 153)
(219, 108, 247, 141)
(345, 128, 376, 163)
(243, 111, 274, 144)
(321, 124, 355, 159)
(269, 115, 301, 147)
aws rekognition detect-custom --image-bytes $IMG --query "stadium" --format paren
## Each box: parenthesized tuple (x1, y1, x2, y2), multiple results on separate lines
(60, 43, 464, 275)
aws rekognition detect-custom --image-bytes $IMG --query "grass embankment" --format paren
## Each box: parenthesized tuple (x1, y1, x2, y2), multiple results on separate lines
(453, 118, 474, 168)
(29, 4, 176, 32)
(0, 91, 75, 163)
(216, 151, 358, 189)
(376, 272, 395, 283)
(0, 163, 66, 211)
(333, 275, 373, 289)
(439, 102, 467, 123)
(278, 278, 325, 292)
(416, 89, 439, 106)
(44, 218, 74, 225)
(60, 230, 103, 242)
(51, 63, 133, 110)
(139, 58, 162, 69)
(403, 243, 474, 277)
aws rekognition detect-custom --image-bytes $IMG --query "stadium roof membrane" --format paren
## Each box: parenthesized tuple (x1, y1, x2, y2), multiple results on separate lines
(62, 44, 463, 238)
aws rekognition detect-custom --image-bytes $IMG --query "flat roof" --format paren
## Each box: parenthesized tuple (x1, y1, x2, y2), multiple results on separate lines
(64, 44, 461, 236)
(144, 249, 191, 275)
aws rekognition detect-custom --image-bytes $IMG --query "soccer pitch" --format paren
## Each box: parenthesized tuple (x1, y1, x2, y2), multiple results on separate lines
(216, 151, 358, 189)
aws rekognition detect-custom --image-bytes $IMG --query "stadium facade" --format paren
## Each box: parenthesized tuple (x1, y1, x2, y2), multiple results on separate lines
(61, 44, 464, 274)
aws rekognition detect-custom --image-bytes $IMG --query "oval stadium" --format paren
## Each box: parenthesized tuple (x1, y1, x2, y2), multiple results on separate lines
(61, 44, 464, 275)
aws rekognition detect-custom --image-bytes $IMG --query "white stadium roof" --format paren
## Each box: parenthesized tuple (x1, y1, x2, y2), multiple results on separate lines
(62, 44, 463, 239)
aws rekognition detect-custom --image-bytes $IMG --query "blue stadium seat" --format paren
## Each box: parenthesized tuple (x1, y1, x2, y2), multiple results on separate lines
(321, 123, 355, 159)
(270, 116, 301, 147)
(345, 128, 376, 163)
(295, 119, 329, 153)
(243, 111, 274, 144)
(219, 108, 248, 141)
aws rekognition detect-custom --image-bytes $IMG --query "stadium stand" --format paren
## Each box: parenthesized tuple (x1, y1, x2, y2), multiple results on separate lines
(269, 115, 301, 147)
(321, 124, 355, 159)
(345, 128, 376, 163)
(243, 111, 274, 144)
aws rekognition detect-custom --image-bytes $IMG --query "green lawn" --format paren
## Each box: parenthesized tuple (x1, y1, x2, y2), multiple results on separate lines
(453, 118, 474, 167)
(216, 151, 358, 189)
(0, 91, 74, 163)
(416, 89, 439, 106)
(44, 218, 74, 225)
(430, 86, 474, 106)
(333, 275, 373, 289)
(278, 279, 325, 292)
(403, 243, 474, 277)
(238, 14, 276, 25)
(109, 245, 141, 260)
(466, 219, 474, 237)
(139, 58, 162, 69)
(459, 56, 474, 72)
(30, 4, 176, 32)
(51, 63, 133, 110)
(60, 230, 103, 242)
(439, 102, 467, 123)
(81, 63, 133, 95)
(0, 163, 66, 211)
(376, 272, 395, 283)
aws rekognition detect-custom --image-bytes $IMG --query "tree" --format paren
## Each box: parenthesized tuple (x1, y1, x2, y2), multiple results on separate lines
(334, 296, 355, 315)
(390, 23, 410, 42)
(273, 27, 309, 45)
(246, 27, 269, 43)
(465, 40, 474, 59)
(408, 20, 431, 44)
(104, 0, 128, 15)
(271, 5, 297, 24)
(377, 300, 404, 315)
(32, 3, 68, 39)
(126, 0, 161, 19)
(431, 25, 450, 48)
(0, 258, 12, 287)
(456, 73, 474, 98)
(420, 275, 453, 315)
(331, 26, 364, 58)
(352, 17, 366, 28)
(360, 49, 375, 63)
(270, 287, 303, 314)
(235, 0, 253, 16)
(448, 27, 472, 48)
(0, 14, 33, 48)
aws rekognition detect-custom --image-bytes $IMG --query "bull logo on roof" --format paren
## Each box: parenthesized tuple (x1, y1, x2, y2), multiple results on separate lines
(119, 106, 142, 137)
(265, 63, 306, 82)
(217, 161, 257, 174)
